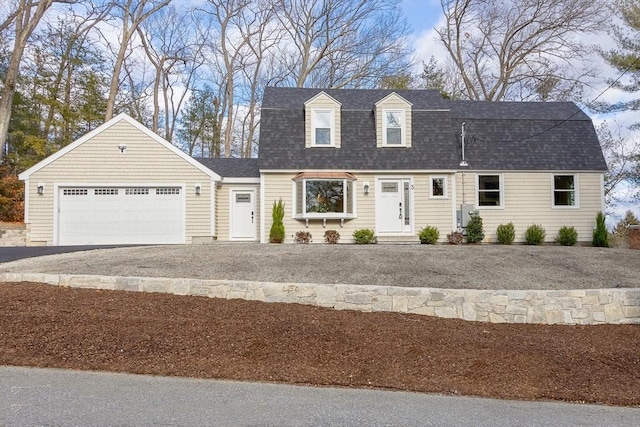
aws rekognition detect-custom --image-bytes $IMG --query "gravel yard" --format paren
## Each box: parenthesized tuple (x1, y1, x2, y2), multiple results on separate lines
(2, 244, 638, 290)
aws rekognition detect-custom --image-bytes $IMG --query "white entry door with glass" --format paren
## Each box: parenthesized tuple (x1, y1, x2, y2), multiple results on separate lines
(376, 178, 412, 234)
(230, 189, 257, 240)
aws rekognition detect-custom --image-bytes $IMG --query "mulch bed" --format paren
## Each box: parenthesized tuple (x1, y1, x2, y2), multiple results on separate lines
(1, 282, 639, 407)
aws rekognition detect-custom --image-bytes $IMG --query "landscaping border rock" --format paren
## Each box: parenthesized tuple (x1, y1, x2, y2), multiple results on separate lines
(2, 272, 638, 325)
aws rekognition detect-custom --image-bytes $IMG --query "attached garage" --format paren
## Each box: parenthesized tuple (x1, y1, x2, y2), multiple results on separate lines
(19, 114, 221, 246)
(57, 186, 185, 245)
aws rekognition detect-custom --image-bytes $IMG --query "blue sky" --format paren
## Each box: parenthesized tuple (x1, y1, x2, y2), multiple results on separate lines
(401, 0, 442, 35)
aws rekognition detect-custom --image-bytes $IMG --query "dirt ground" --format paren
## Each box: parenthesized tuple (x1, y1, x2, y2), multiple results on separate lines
(2, 244, 638, 290)
(1, 282, 639, 407)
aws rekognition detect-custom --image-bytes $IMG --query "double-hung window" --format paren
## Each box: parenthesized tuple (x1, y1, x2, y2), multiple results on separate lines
(553, 175, 577, 207)
(383, 110, 404, 146)
(430, 176, 446, 198)
(312, 110, 333, 146)
(478, 175, 502, 207)
(294, 177, 355, 218)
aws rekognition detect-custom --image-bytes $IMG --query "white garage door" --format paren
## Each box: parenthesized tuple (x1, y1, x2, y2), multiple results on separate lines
(58, 186, 184, 245)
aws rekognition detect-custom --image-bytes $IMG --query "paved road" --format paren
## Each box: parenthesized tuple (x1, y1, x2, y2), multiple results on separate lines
(0, 245, 138, 263)
(1, 367, 638, 427)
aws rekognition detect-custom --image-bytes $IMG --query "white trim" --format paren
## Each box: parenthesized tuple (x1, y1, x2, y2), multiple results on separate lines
(222, 177, 260, 184)
(19, 113, 221, 181)
(451, 174, 457, 230)
(23, 179, 29, 223)
(260, 173, 266, 243)
(375, 176, 414, 236)
(293, 178, 356, 219)
(476, 173, 504, 210)
(551, 173, 580, 209)
(311, 109, 336, 147)
(211, 180, 216, 237)
(304, 91, 342, 107)
(375, 92, 413, 107)
(260, 169, 460, 174)
(382, 109, 406, 147)
(228, 187, 258, 241)
(429, 175, 448, 199)
(53, 183, 187, 245)
(600, 173, 606, 213)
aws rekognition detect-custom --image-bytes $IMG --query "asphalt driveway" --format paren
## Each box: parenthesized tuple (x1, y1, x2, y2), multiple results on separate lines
(0, 245, 138, 263)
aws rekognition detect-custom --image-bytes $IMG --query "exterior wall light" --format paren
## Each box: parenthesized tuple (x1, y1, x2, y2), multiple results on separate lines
(195, 183, 201, 195)
(363, 182, 370, 195)
(37, 183, 45, 195)
(118, 144, 127, 153)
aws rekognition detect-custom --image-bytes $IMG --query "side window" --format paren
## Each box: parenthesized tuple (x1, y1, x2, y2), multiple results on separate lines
(478, 175, 501, 207)
(313, 110, 332, 146)
(554, 175, 576, 206)
(384, 110, 403, 146)
(431, 177, 446, 198)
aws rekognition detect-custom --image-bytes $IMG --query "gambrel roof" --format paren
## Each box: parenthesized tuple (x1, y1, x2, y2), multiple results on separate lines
(258, 87, 607, 172)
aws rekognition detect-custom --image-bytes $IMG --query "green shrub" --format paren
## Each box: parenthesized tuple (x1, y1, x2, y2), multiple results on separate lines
(294, 231, 312, 243)
(269, 199, 285, 243)
(353, 228, 377, 244)
(418, 226, 439, 244)
(525, 224, 546, 245)
(447, 231, 464, 245)
(465, 211, 484, 243)
(556, 226, 578, 246)
(592, 211, 609, 247)
(324, 230, 340, 244)
(496, 222, 515, 245)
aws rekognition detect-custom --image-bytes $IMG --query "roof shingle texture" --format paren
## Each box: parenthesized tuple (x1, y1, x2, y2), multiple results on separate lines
(195, 158, 259, 178)
(258, 87, 607, 172)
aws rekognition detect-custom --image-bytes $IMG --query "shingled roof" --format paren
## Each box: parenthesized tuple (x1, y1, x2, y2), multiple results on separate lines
(195, 158, 259, 178)
(258, 87, 607, 172)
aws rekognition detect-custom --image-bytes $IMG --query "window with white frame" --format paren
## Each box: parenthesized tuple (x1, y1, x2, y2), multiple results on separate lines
(553, 175, 576, 206)
(294, 179, 355, 218)
(478, 175, 502, 207)
(312, 110, 333, 146)
(430, 177, 446, 198)
(383, 110, 404, 146)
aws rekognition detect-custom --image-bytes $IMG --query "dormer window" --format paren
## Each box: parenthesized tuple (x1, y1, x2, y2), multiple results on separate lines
(375, 92, 412, 148)
(304, 91, 342, 148)
(313, 110, 333, 146)
(384, 110, 404, 146)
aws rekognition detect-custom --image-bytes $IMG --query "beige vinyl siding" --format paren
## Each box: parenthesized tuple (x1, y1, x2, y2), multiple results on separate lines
(413, 174, 455, 242)
(215, 183, 260, 241)
(375, 93, 412, 148)
(26, 121, 213, 245)
(304, 93, 341, 148)
(262, 172, 454, 243)
(455, 171, 603, 243)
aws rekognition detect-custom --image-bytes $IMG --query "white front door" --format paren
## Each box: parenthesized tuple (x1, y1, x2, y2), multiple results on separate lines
(230, 189, 257, 240)
(376, 178, 412, 234)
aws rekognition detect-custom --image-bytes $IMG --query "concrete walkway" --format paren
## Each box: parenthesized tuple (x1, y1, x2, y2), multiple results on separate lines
(1, 366, 638, 427)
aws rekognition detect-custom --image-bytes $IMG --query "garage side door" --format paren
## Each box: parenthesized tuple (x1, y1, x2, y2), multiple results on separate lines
(58, 187, 184, 245)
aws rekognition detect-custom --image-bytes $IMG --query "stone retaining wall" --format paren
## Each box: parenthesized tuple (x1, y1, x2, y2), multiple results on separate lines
(0, 223, 26, 247)
(2, 272, 638, 325)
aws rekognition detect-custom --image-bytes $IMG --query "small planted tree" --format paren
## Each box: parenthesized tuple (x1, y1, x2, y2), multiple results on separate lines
(353, 228, 377, 244)
(418, 226, 439, 244)
(496, 222, 515, 245)
(592, 211, 609, 247)
(269, 199, 285, 243)
(525, 224, 546, 245)
(557, 226, 578, 246)
(465, 211, 484, 243)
